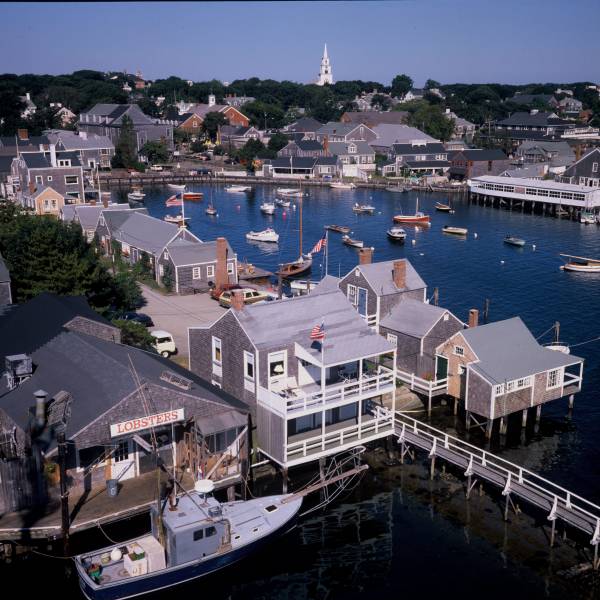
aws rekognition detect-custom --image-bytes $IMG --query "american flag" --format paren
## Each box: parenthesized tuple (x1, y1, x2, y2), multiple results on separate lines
(310, 321, 325, 340)
(165, 195, 183, 207)
(310, 235, 327, 254)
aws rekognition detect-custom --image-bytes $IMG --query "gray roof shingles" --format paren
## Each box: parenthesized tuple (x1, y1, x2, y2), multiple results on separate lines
(380, 298, 453, 338)
(356, 259, 426, 297)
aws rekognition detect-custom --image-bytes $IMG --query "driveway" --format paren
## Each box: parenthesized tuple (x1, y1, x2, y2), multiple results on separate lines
(140, 285, 226, 359)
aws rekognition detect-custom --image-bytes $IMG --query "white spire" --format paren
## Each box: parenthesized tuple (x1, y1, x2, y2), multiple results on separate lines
(316, 43, 333, 86)
(323, 43, 328, 60)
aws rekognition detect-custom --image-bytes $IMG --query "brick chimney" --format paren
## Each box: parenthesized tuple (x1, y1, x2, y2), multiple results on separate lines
(323, 135, 329, 156)
(17, 128, 28, 141)
(359, 247, 373, 265)
(231, 290, 245, 311)
(101, 193, 109, 208)
(468, 309, 479, 328)
(393, 260, 406, 289)
(215, 237, 229, 288)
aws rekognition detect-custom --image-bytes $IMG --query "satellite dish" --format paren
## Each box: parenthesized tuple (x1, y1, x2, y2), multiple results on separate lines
(194, 479, 215, 494)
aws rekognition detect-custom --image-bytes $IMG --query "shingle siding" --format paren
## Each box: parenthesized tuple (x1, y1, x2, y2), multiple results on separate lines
(466, 369, 492, 416)
(0, 282, 11, 305)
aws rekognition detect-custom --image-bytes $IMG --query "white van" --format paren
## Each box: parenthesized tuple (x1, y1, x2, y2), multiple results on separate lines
(151, 330, 177, 357)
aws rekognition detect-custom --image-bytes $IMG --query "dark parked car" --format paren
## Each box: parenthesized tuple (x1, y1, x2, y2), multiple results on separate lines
(121, 312, 154, 327)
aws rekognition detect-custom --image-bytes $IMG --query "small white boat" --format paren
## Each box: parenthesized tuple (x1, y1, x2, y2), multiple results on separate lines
(205, 205, 217, 216)
(127, 191, 145, 201)
(504, 235, 526, 247)
(225, 185, 252, 193)
(560, 254, 600, 273)
(330, 181, 356, 190)
(290, 279, 320, 295)
(277, 188, 303, 197)
(164, 214, 190, 225)
(352, 203, 375, 214)
(260, 202, 275, 215)
(387, 226, 407, 241)
(580, 211, 596, 224)
(442, 225, 468, 236)
(342, 235, 364, 248)
(275, 198, 291, 208)
(246, 228, 279, 243)
(167, 183, 186, 192)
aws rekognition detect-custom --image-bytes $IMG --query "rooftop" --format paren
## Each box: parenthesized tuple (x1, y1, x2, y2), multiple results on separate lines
(380, 298, 457, 337)
(353, 259, 426, 297)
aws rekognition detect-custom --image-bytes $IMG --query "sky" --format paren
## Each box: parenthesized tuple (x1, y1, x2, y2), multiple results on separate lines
(1, 0, 599, 86)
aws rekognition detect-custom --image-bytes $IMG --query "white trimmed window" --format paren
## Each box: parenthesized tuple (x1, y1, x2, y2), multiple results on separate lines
(58, 159, 72, 167)
(47, 175, 53, 182)
(494, 383, 504, 396)
(244, 351, 255, 381)
(227, 262, 234, 275)
(163, 250, 169, 260)
(506, 381, 515, 392)
(347, 284, 357, 305)
(268, 351, 286, 384)
(387, 333, 398, 345)
(65, 175, 78, 184)
(547, 368, 563, 390)
(453, 345, 464, 356)
(192, 266, 201, 280)
(516, 376, 532, 389)
(593, 162, 598, 173)
(207, 265, 215, 278)
(212, 336, 222, 364)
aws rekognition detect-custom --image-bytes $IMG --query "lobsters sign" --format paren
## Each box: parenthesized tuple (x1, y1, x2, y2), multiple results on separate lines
(110, 409, 185, 438)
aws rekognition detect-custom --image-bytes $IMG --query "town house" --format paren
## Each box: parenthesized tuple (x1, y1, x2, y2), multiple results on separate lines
(177, 95, 250, 129)
(560, 148, 600, 187)
(326, 140, 376, 174)
(315, 122, 377, 144)
(277, 139, 326, 158)
(45, 130, 114, 171)
(382, 141, 449, 177)
(449, 149, 510, 180)
(218, 125, 262, 150)
(260, 156, 340, 180)
(188, 283, 397, 470)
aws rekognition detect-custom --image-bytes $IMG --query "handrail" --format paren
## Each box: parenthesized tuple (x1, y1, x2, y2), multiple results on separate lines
(396, 368, 448, 392)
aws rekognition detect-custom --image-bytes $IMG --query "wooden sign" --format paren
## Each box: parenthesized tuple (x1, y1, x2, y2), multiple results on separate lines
(110, 409, 185, 437)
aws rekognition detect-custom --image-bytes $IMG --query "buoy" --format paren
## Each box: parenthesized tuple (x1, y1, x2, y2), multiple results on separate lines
(419, 252, 424, 256)
(532, 244, 536, 251)
(501, 260, 505, 264)
(474, 233, 478, 238)
(411, 239, 416, 246)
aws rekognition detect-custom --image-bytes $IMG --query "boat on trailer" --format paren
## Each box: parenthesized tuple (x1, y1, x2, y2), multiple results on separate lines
(560, 254, 600, 273)
(75, 480, 302, 600)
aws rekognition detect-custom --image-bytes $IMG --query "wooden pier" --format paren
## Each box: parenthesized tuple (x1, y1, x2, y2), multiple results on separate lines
(390, 409, 600, 564)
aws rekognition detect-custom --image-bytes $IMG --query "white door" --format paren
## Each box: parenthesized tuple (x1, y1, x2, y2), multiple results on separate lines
(111, 440, 136, 481)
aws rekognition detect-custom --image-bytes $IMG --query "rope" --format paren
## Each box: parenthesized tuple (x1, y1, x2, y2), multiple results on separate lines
(536, 324, 556, 341)
(570, 335, 600, 349)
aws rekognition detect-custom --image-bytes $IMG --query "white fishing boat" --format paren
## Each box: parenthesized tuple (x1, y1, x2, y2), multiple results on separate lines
(386, 226, 407, 241)
(167, 183, 186, 192)
(225, 185, 252, 193)
(205, 205, 217, 216)
(560, 254, 600, 273)
(289, 279, 320, 295)
(164, 214, 190, 225)
(442, 225, 468, 236)
(127, 191, 145, 201)
(246, 228, 279, 243)
(352, 203, 375, 214)
(276, 188, 303, 197)
(342, 235, 364, 248)
(330, 181, 356, 190)
(275, 198, 291, 208)
(580, 211, 596, 224)
(260, 202, 276, 215)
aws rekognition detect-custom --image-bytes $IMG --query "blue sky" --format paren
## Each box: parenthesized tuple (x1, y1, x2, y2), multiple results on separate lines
(1, 1, 599, 85)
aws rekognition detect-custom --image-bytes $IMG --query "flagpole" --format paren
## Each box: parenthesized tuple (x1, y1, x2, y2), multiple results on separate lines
(325, 229, 329, 276)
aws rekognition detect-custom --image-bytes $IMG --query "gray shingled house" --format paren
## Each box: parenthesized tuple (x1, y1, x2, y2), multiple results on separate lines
(188, 282, 397, 469)
(560, 148, 600, 187)
(277, 139, 326, 158)
(45, 129, 115, 170)
(0, 253, 12, 306)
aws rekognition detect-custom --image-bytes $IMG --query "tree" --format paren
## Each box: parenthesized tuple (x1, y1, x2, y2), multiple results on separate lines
(425, 79, 441, 90)
(242, 101, 286, 129)
(267, 132, 289, 153)
(112, 320, 156, 351)
(141, 140, 169, 164)
(391, 74, 413, 98)
(407, 103, 455, 141)
(371, 94, 392, 111)
(236, 139, 268, 165)
(111, 115, 139, 169)
(202, 111, 227, 142)
(162, 263, 174, 292)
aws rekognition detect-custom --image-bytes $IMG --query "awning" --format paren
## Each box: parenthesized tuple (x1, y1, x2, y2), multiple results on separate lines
(197, 410, 247, 435)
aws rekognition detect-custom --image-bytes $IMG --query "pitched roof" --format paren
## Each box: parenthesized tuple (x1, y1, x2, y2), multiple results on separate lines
(286, 117, 323, 133)
(263, 157, 318, 169)
(508, 94, 555, 106)
(392, 141, 446, 155)
(327, 140, 374, 156)
(46, 130, 114, 150)
(461, 317, 582, 384)
(372, 124, 436, 148)
(167, 239, 235, 267)
(341, 111, 408, 127)
(563, 148, 600, 179)
(296, 139, 324, 151)
(316, 122, 373, 138)
(456, 149, 508, 161)
(65, 204, 127, 230)
(103, 210, 178, 254)
(380, 298, 456, 337)
(352, 259, 426, 297)
(495, 111, 562, 127)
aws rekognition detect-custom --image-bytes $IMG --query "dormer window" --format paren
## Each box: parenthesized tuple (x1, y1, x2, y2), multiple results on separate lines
(349, 145, 356, 154)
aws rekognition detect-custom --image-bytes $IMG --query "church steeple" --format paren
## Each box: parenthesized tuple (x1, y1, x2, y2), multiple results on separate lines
(316, 43, 333, 86)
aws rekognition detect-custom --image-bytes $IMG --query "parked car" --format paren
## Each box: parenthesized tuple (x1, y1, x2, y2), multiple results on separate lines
(151, 330, 177, 357)
(150, 165, 163, 171)
(209, 283, 245, 301)
(218, 288, 269, 308)
(121, 312, 154, 327)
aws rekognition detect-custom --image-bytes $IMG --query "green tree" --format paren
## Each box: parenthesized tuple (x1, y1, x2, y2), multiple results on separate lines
(202, 111, 227, 142)
(242, 101, 286, 129)
(371, 94, 392, 111)
(141, 140, 169, 164)
(267, 132, 289, 153)
(112, 319, 156, 351)
(425, 79, 441, 90)
(111, 115, 139, 169)
(407, 103, 455, 141)
(237, 138, 268, 165)
(391, 74, 413, 98)
(162, 263, 174, 292)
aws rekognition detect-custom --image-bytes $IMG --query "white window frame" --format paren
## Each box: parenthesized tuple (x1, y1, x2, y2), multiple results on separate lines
(64, 175, 78, 185)
(593, 162, 598, 173)
(227, 262, 234, 275)
(546, 368, 563, 390)
(163, 250, 169, 260)
(212, 336, 222, 365)
(243, 351, 255, 382)
(268, 350, 287, 386)
(207, 265, 215, 278)
(47, 175, 53, 182)
(35, 175, 43, 184)
(506, 380, 516, 392)
(192, 266, 201, 280)
(386, 333, 398, 345)
(494, 383, 505, 396)
(347, 284, 357, 306)
(453, 345, 465, 357)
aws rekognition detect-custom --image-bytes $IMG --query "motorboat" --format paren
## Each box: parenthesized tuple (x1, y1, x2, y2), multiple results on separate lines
(386, 226, 407, 241)
(580, 211, 596, 224)
(352, 203, 375, 214)
(225, 185, 252, 193)
(275, 198, 291, 208)
(442, 225, 468, 236)
(325, 224, 351, 234)
(164, 214, 190, 225)
(246, 228, 279, 243)
(504, 235, 526, 247)
(260, 202, 276, 215)
(205, 205, 217, 216)
(543, 322, 570, 354)
(167, 183, 186, 192)
(342, 235, 364, 248)
(560, 254, 600, 273)
(127, 191, 145, 202)
(182, 191, 203, 201)
(330, 181, 356, 190)
(276, 188, 303, 197)
(289, 279, 320, 295)
(435, 202, 452, 212)
(74, 480, 302, 600)
(393, 197, 430, 224)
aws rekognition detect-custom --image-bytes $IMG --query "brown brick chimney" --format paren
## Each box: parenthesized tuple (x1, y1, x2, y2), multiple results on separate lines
(215, 237, 229, 288)
(231, 290, 245, 311)
(393, 260, 406, 289)
(468, 309, 479, 328)
(323, 135, 329, 156)
(17, 128, 28, 141)
(101, 193, 109, 208)
(359, 247, 373, 265)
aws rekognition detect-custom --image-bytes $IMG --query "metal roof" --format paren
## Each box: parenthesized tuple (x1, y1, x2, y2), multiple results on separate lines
(326, 141, 374, 156)
(392, 141, 446, 155)
(373, 124, 436, 148)
(471, 175, 598, 194)
(380, 298, 453, 338)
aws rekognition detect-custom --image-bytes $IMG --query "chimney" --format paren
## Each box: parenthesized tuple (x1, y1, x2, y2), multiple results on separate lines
(215, 237, 229, 288)
(359, 247, 373, 265)
(323, 135, 329, 156)
(231, 290, 245, 311)
(34, 389, 48, 429)
(468, 309, 479, 328)
(79, 131, 87, 140)
(393, 260, 406, 289)
(101, 192, 109, 208)
(17, 128, 28, 141)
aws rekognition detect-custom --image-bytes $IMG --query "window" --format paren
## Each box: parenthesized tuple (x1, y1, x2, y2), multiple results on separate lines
(494, 384, 505, 396)
(207, 265, 215, 278)
(268, 351, 286, 381)
(443, 314, 449, 321)
(593, 162, 598, 173)
(386, 333, 398, 345)
(163, 250, 169, 260)
(454, 346, 464, 356)
(516, 376, 531, 389)
(193, 529, 204, 541)
(58, 159, 72, 167)
(205, 526, 216, 537)
(506, 381, 516, 392)
(192, 266, 201, 280)
(244, 351, 255, 381)
(347, 284, 357, 305)
(212, 336, 222, 364)
(547, 368, 563, 390)
(114, 440, 129, 462)
(227, 262, 234, 275)
(47, 175, 52, 182)
(99, 216, 105, 226)
(35, 175, 43, 184)
(100, 148, 109, 155)
(64, 175, 78, 185)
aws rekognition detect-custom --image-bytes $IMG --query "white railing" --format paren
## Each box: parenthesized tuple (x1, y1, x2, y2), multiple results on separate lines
(361, 313, 377, 328)
(396, 368, 448, 396)
(285, 406, 393, 463)
(258, 366, 395, 417)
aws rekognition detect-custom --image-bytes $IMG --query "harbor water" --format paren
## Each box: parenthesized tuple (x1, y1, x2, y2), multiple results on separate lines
(6, 184, 600, 598)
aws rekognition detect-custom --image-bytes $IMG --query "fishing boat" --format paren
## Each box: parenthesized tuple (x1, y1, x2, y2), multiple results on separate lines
(544, 321, 571, 354)
(277, 193, 313, 278)
(393, 197, 430, 224)
(167, 183, 186, 192)
(246, 228, 279, 243)
(560, 254, 600, 273)
(205, 205, 217, 216)
(386, 226, 407, 241)
(435, 201, 452, 212)
(127, 186, 145, 202)
(352, 203, 375, 214)
(275, 198, 291, 208)
(330, 181, 356, 190)
(504, 235, 526, 247)
(580, 211, 596, 224)
(342, 235, 364, 248)
(325, 224, 351, 234)
(182, 191, 203, 201)
(164, 214, 190, 225)
(74, 479, 302, 600)
(225, 185, 252, 193)
(442, 225, 468, 236)
(276, 188, 303, 197)
(260, 202, 275, 215)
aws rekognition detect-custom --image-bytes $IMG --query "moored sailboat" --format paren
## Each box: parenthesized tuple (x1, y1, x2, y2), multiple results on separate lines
(393, 197, 430, 224)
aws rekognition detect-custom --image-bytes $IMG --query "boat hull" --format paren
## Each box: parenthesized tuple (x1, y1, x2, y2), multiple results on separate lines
(393, 216, 430, 224)
(277, 259, 312, 278)
(504, 238, 525, 247)
(561, 263, 600, 273)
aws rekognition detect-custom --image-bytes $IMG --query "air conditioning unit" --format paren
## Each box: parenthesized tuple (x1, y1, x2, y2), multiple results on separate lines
(5, 354, 33, 390)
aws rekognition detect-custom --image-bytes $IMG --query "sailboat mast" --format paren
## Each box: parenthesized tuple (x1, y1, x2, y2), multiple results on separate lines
(299, 195, 303, 257)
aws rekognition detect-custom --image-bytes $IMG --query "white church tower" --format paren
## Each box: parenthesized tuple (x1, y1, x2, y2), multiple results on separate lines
(316, 44, 333, 86)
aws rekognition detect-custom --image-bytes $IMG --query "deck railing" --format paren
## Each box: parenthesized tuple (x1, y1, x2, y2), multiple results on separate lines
(396, 368, 448, 397)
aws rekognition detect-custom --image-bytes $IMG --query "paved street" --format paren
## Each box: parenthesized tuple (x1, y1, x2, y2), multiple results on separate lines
(140, 285, 226, 359)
